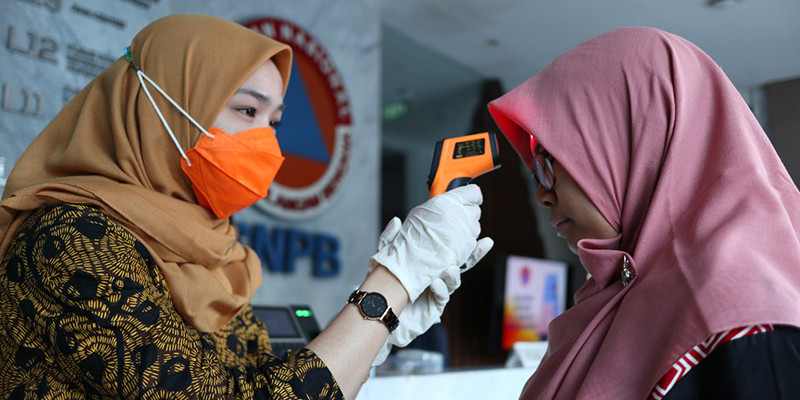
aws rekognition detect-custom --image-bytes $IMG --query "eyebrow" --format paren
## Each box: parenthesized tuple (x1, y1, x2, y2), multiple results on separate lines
(235, 88, 286, 111)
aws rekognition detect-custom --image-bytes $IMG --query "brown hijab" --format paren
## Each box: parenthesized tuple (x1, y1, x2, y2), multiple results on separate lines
(0, 14, 292, 332)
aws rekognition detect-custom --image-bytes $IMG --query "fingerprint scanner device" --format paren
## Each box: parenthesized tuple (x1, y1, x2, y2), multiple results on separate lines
(252, 304, 321, 358)
(427, 131, 501, 198)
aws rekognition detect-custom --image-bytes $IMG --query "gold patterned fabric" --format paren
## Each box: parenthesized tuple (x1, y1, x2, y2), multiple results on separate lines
(0, 204, 342, 399)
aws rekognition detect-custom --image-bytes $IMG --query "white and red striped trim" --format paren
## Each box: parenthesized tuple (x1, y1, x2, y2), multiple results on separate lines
(649, 324, 774, 400)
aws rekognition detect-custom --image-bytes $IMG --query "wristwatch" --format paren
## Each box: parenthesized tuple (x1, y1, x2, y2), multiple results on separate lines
(347, 290, 399, 333)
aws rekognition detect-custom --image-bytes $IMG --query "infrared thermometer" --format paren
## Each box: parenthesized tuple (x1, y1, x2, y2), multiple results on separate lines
(427, 131, 501, 198)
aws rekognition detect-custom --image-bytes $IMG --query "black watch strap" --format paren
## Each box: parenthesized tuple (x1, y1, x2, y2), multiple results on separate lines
(348, 290, 399, 333)
(382, 307, 400, 333)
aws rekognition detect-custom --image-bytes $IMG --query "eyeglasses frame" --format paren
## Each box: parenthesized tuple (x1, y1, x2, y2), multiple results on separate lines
(532, 149, 555, 190)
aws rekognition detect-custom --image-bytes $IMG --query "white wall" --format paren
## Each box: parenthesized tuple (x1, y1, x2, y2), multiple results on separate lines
(0, 0, 168, 189)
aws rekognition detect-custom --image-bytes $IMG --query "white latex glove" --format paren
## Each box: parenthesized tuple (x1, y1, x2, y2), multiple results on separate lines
(369, 195, 494, 365)
(370, 184, 490, 302)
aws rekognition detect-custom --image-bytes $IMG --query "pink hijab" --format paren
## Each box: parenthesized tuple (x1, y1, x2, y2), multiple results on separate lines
(489, 27, 800, 399)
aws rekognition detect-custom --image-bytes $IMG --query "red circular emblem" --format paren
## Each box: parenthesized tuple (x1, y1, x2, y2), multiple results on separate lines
(244, 17, 353, 220)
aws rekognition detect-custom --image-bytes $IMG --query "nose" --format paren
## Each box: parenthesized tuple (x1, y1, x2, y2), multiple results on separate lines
(535, 184, 554, 208)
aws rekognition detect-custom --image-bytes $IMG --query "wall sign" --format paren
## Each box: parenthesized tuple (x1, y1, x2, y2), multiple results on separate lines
(237, 222, 341, 278)
(2, 1, 165, 182)
(244, 17, 353, 221)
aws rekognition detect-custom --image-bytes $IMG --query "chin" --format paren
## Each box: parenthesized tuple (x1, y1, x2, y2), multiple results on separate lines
(567, 242, 579, 255)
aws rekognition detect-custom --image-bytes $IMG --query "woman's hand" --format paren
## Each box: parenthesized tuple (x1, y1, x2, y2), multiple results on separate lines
(370, 184, 493, 302)
(369, 184, 493, 364)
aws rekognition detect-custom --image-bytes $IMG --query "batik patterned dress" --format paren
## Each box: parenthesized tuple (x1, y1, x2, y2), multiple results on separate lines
(0, 204, 342, 399)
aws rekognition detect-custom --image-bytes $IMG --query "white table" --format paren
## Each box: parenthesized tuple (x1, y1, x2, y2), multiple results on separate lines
(356, 367, 537, 400)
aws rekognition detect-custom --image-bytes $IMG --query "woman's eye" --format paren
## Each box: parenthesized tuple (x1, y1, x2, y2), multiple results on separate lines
(269, 120, 282, 128)
(237, 107, 256, 117)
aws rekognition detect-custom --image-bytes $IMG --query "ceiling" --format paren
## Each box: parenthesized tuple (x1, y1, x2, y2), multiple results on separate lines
(379, 0, 800, 103)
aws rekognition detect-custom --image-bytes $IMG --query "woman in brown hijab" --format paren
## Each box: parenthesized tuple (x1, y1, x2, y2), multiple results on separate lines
(0, 14, 492, 399)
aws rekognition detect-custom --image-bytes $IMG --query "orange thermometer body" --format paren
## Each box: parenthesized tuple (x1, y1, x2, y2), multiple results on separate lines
(427, 131, 501, 198)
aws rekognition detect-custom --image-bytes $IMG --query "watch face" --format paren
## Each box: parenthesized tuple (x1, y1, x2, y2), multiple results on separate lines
(361, 292, 387, 318)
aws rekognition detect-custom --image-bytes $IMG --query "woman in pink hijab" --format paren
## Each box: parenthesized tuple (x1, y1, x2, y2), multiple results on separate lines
(489, 27, 800, 399)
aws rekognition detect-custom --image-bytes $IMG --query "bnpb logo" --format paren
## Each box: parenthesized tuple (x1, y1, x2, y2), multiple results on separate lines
(244, 18, 352, 220)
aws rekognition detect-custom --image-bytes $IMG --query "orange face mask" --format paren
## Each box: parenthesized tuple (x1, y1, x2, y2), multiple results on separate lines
(181, 127, 284, 219)
(134, 67, 284, 219)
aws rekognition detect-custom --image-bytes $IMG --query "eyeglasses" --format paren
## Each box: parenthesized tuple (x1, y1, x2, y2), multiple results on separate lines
(532, 149, 555, 190)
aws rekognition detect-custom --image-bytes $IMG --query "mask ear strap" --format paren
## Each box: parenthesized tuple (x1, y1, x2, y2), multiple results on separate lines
(126, 47, 214, 167)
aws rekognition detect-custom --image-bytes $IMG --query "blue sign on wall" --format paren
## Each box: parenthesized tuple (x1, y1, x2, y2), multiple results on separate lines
(237, 222, 341, 278)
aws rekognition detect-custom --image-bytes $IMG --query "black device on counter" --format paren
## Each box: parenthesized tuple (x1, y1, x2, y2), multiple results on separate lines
(252, 304, 321, 358)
